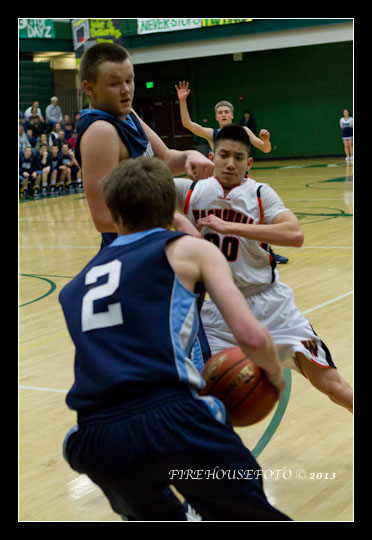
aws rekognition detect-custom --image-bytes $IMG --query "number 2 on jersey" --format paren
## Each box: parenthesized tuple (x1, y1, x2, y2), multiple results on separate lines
(81, 260, 124, 332)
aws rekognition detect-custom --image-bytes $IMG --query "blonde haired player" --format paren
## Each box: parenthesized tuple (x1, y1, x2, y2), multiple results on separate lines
(175, 81, 271, 153)
(174, 125, 353, 412)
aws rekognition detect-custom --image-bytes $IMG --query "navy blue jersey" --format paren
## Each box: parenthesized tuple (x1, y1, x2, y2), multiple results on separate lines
(340, 117, 353, 139)
(213, 128, 220, 149)
(34, 152, 51, 171)
(49, 152, 61, 171)
(75, 108, 154, 167)
(59, 229, 206, 415)
(19, 154, 36, 175)
(75, 108, 154, 249)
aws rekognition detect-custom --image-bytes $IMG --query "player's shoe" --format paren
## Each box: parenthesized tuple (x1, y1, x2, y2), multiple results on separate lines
(274, 253, 289, 264)
(183, 501, 202, 521)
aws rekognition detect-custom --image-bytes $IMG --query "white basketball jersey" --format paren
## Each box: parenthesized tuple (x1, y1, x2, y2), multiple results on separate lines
(175, 176, 289, 295)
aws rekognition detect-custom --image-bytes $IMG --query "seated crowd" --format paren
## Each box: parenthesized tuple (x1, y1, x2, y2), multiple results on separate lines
(19, 98, 83, 199)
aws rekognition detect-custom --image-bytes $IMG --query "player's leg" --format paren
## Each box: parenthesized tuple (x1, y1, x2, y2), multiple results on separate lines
(58, 168, 67, 193)
(41, 167, 50, 196)
(170, 396, 292, 521)
(343, 139, 350, 160)
(49, 169, 58, 196)
(65, 167, 72, 190)
(347, 139, 353, 160)
(295, 353, 353, 412)
(63, 420, 188, 521)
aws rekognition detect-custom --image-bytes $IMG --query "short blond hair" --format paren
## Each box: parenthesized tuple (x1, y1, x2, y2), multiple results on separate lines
(214, 100, 234, 115)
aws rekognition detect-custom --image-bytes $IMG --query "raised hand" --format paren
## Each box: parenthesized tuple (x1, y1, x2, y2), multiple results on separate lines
(175, 81, 190, 101)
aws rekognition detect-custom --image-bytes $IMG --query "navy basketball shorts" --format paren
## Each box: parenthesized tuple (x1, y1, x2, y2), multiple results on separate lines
(63, 388, 291, 521)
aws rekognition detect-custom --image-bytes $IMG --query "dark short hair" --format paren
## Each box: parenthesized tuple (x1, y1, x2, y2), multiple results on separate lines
(102, 157, 176, 232)
(215, 124, 251, 155)
(79, 42, 131, 83)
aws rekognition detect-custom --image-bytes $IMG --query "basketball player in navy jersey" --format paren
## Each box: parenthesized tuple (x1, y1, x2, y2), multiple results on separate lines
(77, 42, 211, 395)
(60, 156, 290, 522)
(76, 43, 214, 249)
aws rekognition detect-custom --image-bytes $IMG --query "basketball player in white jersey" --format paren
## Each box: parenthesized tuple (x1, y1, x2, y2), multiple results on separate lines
(175, 80, 289, 265)
(174, 125, 353, 412)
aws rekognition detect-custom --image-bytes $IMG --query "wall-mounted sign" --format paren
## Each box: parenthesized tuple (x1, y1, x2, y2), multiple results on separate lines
(19, 19, 55, 38)
(137, 18, 252, 35)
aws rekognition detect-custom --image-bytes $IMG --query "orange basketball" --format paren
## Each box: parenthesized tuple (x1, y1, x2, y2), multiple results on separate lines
(199, 346, 279, 426)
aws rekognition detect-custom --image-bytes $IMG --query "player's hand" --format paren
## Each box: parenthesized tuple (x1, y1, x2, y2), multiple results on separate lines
(197, 214, 228, 234)
(173, 213, 201, 237)
(259, 129, 270, 142)
(184, 151, 214, 181)
(175, 81, 191, 101)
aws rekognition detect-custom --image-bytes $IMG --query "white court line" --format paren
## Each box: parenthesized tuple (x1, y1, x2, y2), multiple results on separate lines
(19, 291, 353, 395)
(301, 291, 353, 315)
(19, 245, 99, 249)
(19, 385, 68, 393)
(19, 208, 85, 222)
(299, 246, 352, 249)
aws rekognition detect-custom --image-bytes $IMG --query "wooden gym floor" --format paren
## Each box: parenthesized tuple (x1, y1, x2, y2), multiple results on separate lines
(19, 157, 353, 522)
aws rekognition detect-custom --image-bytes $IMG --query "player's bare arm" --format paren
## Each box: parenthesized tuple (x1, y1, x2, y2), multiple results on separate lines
(243, 126, 272, 153)
(197, 210, 304, 248)
(132, 109, 214, 180)
(80, 120, 123, 233)
(166, 235, 285, 393)
(175, 82, 215, 149)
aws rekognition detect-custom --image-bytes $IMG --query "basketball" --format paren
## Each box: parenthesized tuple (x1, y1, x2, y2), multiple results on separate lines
(199, 347, 279, 426)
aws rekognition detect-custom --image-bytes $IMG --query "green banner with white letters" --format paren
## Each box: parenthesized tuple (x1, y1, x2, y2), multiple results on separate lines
(18, 19, 55, 38)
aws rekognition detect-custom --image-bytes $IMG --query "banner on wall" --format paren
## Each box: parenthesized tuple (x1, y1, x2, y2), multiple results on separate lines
(71, 19, 123, 64)
(18, 19, 55, 38)
(137, 18, 252, 35)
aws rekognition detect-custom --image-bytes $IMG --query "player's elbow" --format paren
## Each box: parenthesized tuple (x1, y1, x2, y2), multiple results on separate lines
(90, 210, 116, 233)
(291, 229, 304, 248)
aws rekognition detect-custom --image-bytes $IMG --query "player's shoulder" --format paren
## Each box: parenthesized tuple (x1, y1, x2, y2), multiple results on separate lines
(79, 119, 122, 155)
(195, 176, 220, 189)
(83, 119, 119, 137)
(242, 176, 268, 191)
(169, 232, 220, 259)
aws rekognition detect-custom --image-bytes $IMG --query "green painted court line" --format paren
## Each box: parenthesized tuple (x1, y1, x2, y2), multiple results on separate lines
(19, 274, 57, 307)
(251, 368, 292, 459)
(252, 162, 345, 171)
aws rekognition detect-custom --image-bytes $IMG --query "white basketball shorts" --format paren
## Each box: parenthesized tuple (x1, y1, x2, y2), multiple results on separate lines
(201, 281, 336, 374)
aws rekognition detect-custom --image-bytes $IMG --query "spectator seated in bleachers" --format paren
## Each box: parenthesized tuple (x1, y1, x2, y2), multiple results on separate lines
(45, 96, 63, 131)
(19, 123, 30, 155)
(19, 98, 84, 199)
(19, 146, 39, 199)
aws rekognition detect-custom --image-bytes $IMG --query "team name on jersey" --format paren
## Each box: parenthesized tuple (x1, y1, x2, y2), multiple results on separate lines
(192, 207, 255, 224)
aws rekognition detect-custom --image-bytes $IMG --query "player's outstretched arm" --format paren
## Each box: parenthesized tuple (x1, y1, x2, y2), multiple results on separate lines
(132, 109, 214, 180)
(243, 126, 271, 153)
(175, 82, 214, 147)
